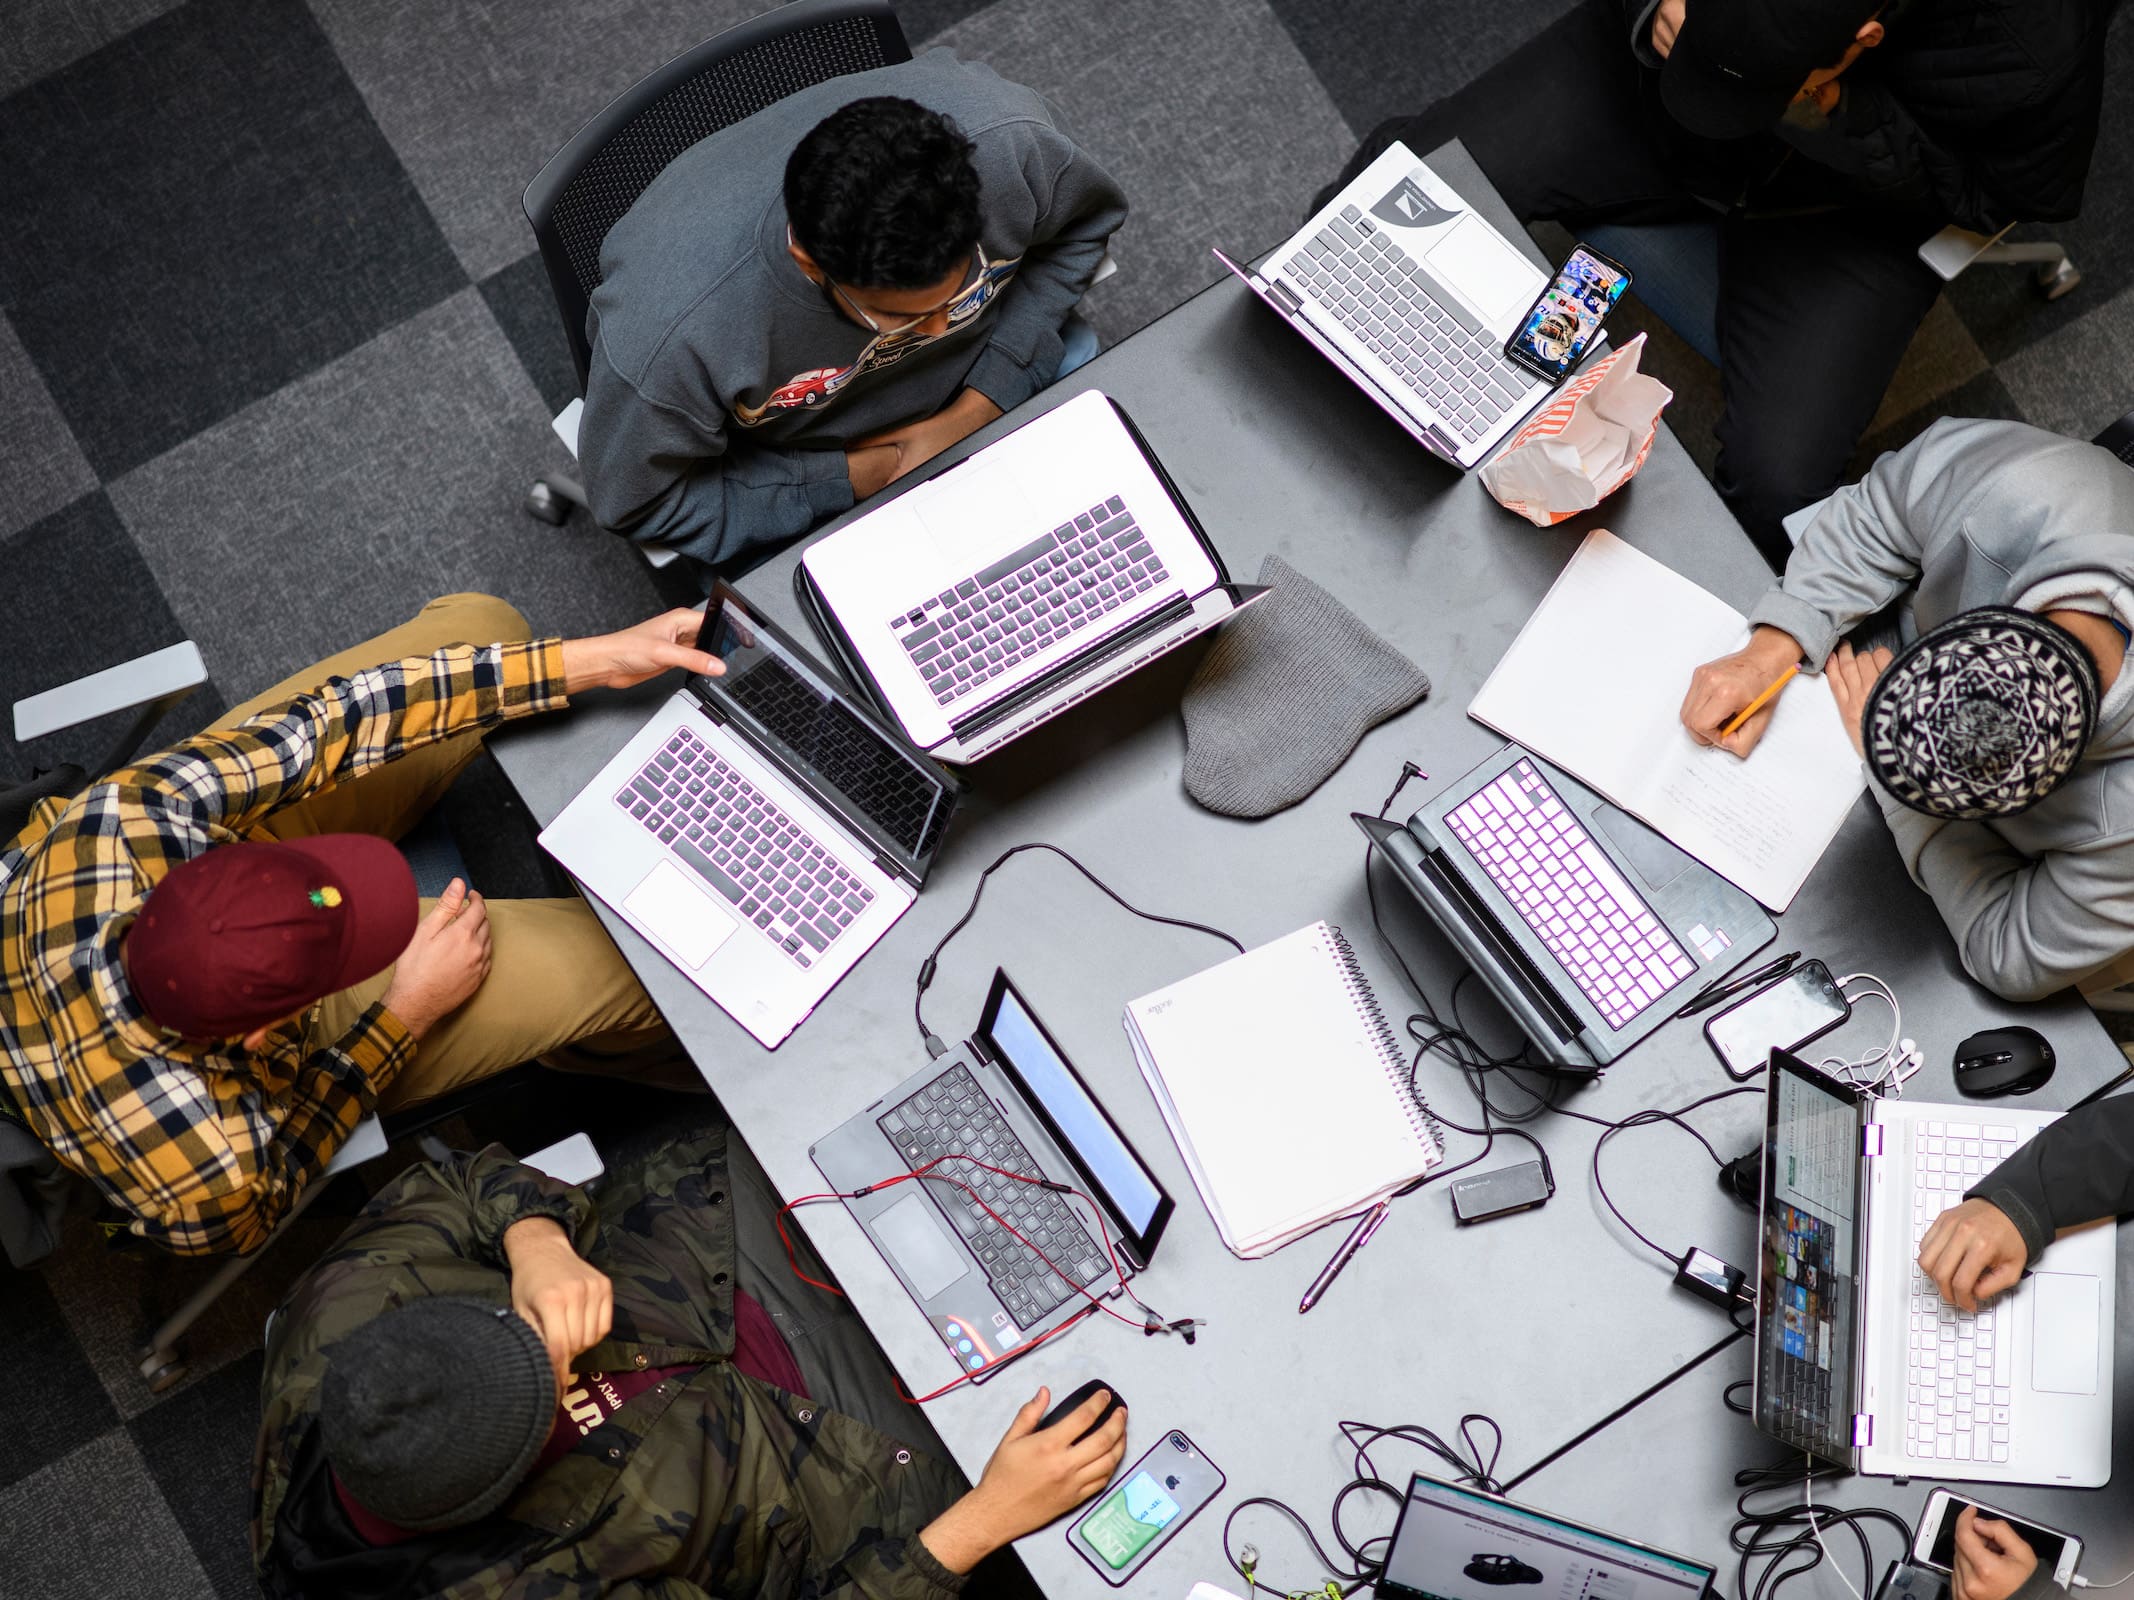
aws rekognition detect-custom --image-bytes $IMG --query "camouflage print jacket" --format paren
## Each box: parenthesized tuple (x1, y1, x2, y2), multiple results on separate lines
(252, 1127, 970, 1600)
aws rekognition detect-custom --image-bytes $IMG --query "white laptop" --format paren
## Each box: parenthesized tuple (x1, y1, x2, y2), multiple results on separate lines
(1754, 1051, 2115, 1487)
(539, 582, 959, 1049)
(796, 389, 1265, 764)
(1214, 140, 1556, 469)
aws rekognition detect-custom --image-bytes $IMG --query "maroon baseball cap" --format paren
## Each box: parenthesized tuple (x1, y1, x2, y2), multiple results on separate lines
(125, 836, 419, 1040)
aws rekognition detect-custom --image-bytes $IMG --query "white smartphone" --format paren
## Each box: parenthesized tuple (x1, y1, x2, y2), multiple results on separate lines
(1912, 1489, 2081, 1587)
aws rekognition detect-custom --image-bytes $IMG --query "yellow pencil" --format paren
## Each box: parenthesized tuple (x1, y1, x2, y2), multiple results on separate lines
(1719, 664, 1799, 740)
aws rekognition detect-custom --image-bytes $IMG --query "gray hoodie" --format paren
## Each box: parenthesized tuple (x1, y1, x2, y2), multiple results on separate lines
(1746, 418, 2134, 1002)
(578, 49, 1128, 571)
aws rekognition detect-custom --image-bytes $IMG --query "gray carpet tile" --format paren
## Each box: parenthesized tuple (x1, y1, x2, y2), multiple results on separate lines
(0, 492, 227, 784)
(1850, 365, 2029, 479)
(107, 288, 662, 708)
(899, 0, 1002, 44)
(1268, 0, 1577, 143)
(0, 1269, 120, 1491)
(0, 311, 95, 540)
(0, 0, 183, 99)
(127, 1353, 269, 1600)
(932, 0, 1354, 346)
(480, 251, 585, 421)
(0, 1430, 219, 1600)
(1999, 279, 2134, 445)
(1863, 294, 1992, 438)
(307, 0, 770, 281)
(0, 0, 467, 481)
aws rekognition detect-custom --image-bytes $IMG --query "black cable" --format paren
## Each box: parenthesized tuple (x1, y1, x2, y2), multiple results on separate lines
(911, 840, 1243, 1055)
(1730, 1461, 1913, 1600)
(1587, 1085, 1761, 1265)
(1498, 1327, 1748, 1494)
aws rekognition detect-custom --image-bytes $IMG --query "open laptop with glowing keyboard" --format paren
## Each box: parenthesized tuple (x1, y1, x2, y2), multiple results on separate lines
(1355, 744, 1773, 1071)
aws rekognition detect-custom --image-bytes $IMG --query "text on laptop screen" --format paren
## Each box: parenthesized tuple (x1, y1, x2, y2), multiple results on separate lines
(703, 599, 952, 866)
(984, 983, 1163, 1236)
(1378, 1474, 1713, 1600)
(1758, 1063, 1861, 1465)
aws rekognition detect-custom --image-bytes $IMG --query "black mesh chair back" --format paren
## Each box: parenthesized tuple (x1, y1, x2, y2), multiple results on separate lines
(2095, 408, 2134, 469)
(524, 0, 911, 390)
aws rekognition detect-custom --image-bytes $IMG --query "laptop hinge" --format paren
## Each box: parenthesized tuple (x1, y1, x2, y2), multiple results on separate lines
(1852, 1414, 1874, 1448)
(1862, 1124, 1885, 1158)
(1265, 275, 1302, 316)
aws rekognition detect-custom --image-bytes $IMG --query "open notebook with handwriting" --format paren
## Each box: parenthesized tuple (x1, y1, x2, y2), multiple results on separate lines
(1468, 528, 1862, 911)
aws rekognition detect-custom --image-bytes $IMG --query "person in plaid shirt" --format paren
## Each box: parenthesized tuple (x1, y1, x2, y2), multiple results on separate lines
(0, 593, 720, 1256)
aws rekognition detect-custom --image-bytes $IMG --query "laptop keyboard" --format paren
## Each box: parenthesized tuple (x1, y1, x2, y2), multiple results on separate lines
(1905, 1119, 2027, 1463)
(889, 495, 1170, 709)
(1284, 204, 1537, 450)
(615, 725, 873, 969)
(1443, 759, 1695, 1029)
(878, 1064, 1110, 1330)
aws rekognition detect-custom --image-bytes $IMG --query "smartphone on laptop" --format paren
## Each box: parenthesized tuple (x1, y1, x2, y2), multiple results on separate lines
(1503, 244, 1630, 385)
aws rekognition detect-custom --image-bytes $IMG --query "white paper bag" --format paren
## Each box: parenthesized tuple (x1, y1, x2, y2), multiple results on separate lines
(1479, 333, 1673, 527)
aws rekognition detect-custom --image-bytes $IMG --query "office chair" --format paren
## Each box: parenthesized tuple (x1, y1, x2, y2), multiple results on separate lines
(519, 0, 913, 539)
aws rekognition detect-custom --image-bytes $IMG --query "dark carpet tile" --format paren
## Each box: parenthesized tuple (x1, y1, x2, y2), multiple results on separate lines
(480, 252, 583, 421)
(0, 1269, 120, 1490)
(0, 491, 228, 782)
(1267, 0, 1577, 140)
(1848, 366, 2026, 479)
(128, 1351, 267, 1600)
(898, 0, 1002, 44)
(0, 0, 466, 479)
(439, 748, 577, 901)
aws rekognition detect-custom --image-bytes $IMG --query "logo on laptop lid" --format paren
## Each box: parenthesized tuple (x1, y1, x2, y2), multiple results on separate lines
(1372, 173, 1459, 230)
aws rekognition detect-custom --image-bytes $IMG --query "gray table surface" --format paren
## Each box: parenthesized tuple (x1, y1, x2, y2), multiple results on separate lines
(494, 146, 2134, 1596)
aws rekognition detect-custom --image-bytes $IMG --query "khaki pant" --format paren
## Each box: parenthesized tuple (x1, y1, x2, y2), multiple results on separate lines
(210, 594, 681, 1109)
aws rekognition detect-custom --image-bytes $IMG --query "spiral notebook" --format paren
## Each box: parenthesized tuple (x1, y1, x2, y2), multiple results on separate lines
(1123, 922, 1444, 1259)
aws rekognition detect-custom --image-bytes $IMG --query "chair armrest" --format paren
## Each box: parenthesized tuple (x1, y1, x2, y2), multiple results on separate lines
(12, 642, 208, 743)
(551, 398, 584, 460)
(523, 1131, 604, 1186)
(1918, 223, 2014, 281)
(323, 1115, 390, 1178)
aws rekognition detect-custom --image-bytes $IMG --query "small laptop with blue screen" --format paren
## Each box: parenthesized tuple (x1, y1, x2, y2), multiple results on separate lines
(1377, 1472, 1716, 1600)
(811, 970, 1173, 1380)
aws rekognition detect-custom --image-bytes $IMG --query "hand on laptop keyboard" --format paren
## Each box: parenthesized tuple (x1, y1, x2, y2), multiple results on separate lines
(1918, 1195, 2027, 1313)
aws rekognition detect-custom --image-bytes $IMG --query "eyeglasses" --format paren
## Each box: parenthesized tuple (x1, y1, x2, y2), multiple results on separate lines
(829, 246, 992, 338)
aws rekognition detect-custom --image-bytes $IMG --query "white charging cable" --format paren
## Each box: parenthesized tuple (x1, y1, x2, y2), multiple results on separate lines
(2075, 1571, 2134, 1590)
(1801, 1456, 1867, 1600)
(1815, 973, 1915, 1096)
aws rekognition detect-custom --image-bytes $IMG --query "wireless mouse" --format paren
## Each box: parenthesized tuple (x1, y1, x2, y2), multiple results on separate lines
(1038, 1380, 1124, 1445)
(1952, 1026, 2055, 1098)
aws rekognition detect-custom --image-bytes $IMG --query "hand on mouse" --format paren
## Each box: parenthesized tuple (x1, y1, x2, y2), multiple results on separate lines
(1918, 1199, 2027, 1313)
(916, 1385, 1130, 1572)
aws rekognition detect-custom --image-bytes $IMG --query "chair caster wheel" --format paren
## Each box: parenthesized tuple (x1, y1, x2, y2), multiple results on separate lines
(2039, 260, 2082, 301)
(144, 1359, 188, 1394)
(524, 482, 572, 525)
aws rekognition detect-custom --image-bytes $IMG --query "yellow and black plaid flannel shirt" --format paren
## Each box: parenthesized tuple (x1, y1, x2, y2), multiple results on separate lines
(0, 638, 568, 1256)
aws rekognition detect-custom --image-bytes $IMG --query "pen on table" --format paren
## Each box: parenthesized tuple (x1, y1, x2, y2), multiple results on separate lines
(1675, 950, 1800, 1019)
(1717, 664, 1799, 740)
(1298, 1201, 1390, 1315)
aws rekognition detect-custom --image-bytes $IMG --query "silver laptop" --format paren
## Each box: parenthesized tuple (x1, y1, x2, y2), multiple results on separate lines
(539, 582, 958, 1049)
(1215, 140, 1558, 468)
(812, 969, 1173, 1380)
(1755, 1051, 2116, 1487)
(796, 388, 1265, 764)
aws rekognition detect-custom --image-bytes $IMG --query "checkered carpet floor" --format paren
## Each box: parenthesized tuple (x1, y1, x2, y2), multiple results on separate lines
(5, 1, 2132, 1593)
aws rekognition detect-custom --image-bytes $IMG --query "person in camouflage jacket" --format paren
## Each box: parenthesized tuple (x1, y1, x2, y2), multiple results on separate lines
(252, 1123, 1127, 1598)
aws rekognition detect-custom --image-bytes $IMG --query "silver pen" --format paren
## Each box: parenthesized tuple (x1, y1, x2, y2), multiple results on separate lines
(1298, 1201, 1391, 1314)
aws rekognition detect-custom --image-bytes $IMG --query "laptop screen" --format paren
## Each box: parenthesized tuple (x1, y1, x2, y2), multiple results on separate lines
(1377, 1473, 1714, 1600)
(699, 585, 955, 875)
(1756, 1054, 1863, 1467)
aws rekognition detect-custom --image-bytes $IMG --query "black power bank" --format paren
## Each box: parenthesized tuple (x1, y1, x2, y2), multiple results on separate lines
(1449, 1160, 1551, 1224)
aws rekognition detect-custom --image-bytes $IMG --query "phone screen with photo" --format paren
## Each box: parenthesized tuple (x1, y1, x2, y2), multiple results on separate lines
(1507, 246, 1629, 381)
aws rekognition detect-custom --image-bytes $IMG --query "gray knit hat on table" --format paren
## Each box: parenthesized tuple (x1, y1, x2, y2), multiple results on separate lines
(318, 1297, 556, 1531)
(1182, 555, 1430, 817)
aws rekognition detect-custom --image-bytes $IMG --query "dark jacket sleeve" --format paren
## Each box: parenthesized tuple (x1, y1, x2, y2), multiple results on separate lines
(1968, 1097, 2134, 1264)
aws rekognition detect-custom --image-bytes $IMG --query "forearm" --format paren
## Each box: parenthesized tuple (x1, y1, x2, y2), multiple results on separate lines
(1969, 1097, 2134, 1262)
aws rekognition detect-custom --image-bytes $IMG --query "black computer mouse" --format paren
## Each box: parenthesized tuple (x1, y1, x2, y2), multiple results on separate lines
(1953, 1026, 2055, 1097)
(1038, 1380, 1124, 1445)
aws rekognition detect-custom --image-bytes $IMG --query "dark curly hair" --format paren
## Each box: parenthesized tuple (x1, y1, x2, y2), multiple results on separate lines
(784, 97, 983, 290)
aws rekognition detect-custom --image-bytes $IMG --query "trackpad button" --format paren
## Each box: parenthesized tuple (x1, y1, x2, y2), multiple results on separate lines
(873, 1193, 970, 1299)
(624, 861, 736, 970)
(2030, 1272, 2101, 1394)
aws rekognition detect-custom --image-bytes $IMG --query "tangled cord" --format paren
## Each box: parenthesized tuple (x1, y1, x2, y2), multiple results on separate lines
(1729, 1457, 1913, 1600)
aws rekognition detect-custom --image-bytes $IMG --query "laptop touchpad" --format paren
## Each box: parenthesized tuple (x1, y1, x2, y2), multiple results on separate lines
(1592, 802, 1689, 892)
(873, 1192, 970, 1299)
(623, 862, 736, 970)
(2030, 1273, 2101, 1394)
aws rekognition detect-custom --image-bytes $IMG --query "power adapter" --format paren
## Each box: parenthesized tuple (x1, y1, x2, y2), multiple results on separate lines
(1675, 1246, 1752, 1310)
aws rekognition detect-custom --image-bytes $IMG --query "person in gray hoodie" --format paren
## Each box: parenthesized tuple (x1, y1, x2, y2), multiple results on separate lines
(1679, 417, 2134, 1002)
(577, 50, 1127, 575)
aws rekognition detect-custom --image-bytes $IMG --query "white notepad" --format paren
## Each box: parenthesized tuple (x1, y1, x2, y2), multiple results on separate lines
(1469, 529, 1863, 911)
(1123, 923, 1443, 1259)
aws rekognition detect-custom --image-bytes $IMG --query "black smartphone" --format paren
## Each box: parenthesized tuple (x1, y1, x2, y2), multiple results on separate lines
(1503, 243, 1631, 384)
(1067, 1429, 1224, 1586)
(1704, 959, 1851, 1080)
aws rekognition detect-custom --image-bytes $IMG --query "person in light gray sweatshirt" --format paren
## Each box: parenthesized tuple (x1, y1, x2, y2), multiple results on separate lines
(577, 50, 1127, 575)
(1680, 417, 2134, 1002)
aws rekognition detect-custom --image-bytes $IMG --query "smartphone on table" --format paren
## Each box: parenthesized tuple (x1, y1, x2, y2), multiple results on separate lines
(1912, 1489, 2081, 1588)
(1067, 1428, 1224, 1585)
(1705, 958, 1851, 1080)
(1504, 243, 1631, 385)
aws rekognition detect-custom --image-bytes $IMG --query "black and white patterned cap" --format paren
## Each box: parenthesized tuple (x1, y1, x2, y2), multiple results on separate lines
(1862, 606, 2099, 820)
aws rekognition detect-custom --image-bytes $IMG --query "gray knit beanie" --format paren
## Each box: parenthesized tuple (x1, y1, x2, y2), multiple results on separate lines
(318, 1297, 556, 1531)
(1181, 556, 1430, 817)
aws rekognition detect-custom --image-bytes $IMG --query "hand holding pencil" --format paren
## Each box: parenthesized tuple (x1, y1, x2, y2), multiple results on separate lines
(1679, 625, 1806, 758)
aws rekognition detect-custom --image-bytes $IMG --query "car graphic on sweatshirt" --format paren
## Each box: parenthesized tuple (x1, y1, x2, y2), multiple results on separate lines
(758, 365, 854, 413)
